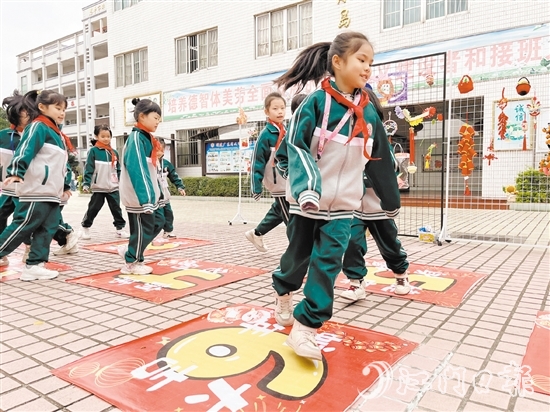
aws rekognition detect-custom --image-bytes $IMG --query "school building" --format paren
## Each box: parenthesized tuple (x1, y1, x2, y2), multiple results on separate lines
(14, 0, 549, 200)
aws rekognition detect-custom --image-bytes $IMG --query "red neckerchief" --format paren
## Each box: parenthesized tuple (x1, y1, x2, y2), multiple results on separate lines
(321, 77, 378, 160)
(9, 124, 24, 133)
(34, 115, 75, 153)
(268, 119, 286, 151)
(136, 122, 162, 166)
(95, 141, 117, 165)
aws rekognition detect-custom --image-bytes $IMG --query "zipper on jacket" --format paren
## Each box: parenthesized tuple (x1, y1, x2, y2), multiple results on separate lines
(327, 117, 354, 218)
(41, 165, 49, 185)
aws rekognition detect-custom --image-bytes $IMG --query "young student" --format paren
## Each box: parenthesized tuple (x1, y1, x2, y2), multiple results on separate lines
(272, 32, 401, 360)
(0, 90, 30, 266)
(118, 98, 165, 275)
(0, 89, 72, 281)
(245, 92, 290, 252)
(341, 86, 410, 301)
(80, 124, 128, 240)
(157, 139, 186, 238)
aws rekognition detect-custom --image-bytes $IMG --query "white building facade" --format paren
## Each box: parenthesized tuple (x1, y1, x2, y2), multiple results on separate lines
(15, 0, 550, 198)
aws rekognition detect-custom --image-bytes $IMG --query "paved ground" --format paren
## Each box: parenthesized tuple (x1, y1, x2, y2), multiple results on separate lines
(1, 194, 549, 412)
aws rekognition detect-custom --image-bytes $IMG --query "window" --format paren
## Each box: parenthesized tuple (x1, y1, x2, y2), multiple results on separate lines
(176, 28, 218, 75)
(256, 2, 312, 58)
(383, 0, 467, 29)
(115, 48, 148, 87)
(113, 0, 142, 12)
(176, 128, 212, 167)
(20, 76, 27, 94)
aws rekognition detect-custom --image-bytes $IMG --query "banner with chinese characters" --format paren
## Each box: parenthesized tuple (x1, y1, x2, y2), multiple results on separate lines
(492, 98, 533, 151)
(521, 311, 550, 395)
(52, 305, 417, 412)
(335, 260, 487, 307)
(82, 237, 212, 256)
(204, 139, 255, 174)
(66, 259, 266, 304)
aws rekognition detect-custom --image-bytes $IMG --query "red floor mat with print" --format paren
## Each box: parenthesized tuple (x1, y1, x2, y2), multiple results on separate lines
(82, 237, 212, 256)
(66, 258, 266, 303)
(52, 304, 417, 412)
(521, 311, 550, 396)
(335, 259, 487, 307)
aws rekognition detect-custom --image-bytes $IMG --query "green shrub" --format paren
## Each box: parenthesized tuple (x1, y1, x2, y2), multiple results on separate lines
(180, 176, 246, 197)
(515, 169, 550, 203)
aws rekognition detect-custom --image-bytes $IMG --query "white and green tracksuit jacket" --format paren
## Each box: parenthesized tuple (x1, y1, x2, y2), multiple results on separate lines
(82, 145, 121, 193)
(250, 122, 287, 197)
(0, 128, 22, 196)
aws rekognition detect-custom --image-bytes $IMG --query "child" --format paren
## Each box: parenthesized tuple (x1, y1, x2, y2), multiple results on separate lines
(118, 98, 165, 275)
(0, 89, 72, 281)
(245, 92, 290, 252)
(341, 87, 410, 301)
(0, 90, 30, 266)
(272, 32, 401, 360)
(80, 124, 128, 240)
(157, 139, 186, 238)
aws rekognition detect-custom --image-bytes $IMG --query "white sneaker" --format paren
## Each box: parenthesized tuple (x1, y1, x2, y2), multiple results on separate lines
(81, 227, 91, 240)
(120, 262, 152, 275)
(340, 279, 366, 301)
(245, 230, 267, 252)
(116, 229, 130, 239)
(21, 245, 31, 263)
(274, 292, 294, 326)
(117, 244, 128, 259)
(0, 256, 8, 267)
(53, 244, 78, 256)
(163, 231, 176, 238)
(65, 231, 80, 250)
(286, 320, 322, 360)
(20, 263, 59, 281)
(394, 273, 411, 295)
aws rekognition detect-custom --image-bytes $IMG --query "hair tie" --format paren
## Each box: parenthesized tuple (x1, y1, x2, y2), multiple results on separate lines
(36, 90, 42, 96)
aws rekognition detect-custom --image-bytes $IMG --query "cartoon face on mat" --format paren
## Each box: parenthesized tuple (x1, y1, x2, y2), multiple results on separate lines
(157, 326, 327, 400)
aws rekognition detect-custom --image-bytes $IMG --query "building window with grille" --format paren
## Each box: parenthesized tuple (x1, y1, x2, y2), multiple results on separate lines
(256, 1, 312, 58)
(383, 0, 467, 29)
(114, 0, 142, 12)
(176, 28, 218, 75)
(115, 48, 148, 87)
(20, 76, 28, 94)
(176, 128, 215, 167)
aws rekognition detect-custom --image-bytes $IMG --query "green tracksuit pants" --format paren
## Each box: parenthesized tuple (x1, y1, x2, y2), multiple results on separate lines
(0, 201, 61, 265)
(0, 194, 17, 235)
(82, 191, 126, 230)
(162, 203, 174, 232)
(342, 217, 409, 279)
(53, 207, 73, 247)
(124, 208, 165, 263)
(256, 196, 290, 235)
(272, 214, 352, 328)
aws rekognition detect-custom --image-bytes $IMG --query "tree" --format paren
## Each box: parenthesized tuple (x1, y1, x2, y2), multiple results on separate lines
(68, 153, 81, 176)
(0, 107, 9, 130)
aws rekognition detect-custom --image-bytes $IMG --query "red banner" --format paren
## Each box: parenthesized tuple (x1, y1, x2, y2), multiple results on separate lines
(82, 237, 212, 256)
(335, 259, 487, 307)
(67, 259, 266, 303)
(52, 305, 417, 412)
(522, 311, 550, 395)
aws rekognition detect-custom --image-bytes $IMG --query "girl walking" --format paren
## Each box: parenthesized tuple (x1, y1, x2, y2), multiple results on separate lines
(118, 98, 165, 275)
(0, 89, 71, 281)
(80, 124, 128, 240)
(245, 92, 290, 252)
(272, 32, 401, 360)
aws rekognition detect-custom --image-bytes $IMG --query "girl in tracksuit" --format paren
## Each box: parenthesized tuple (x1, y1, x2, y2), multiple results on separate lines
(0, 89, 71, 281)
(80, 124, 127, 240)
(118, 98, 165, 275)
(341, 87, 410, 301)
(272, 32, 401, 360)
(245, 92, 290, 253)
(157, 139, 186, 238)
(0, 90, 30, 266)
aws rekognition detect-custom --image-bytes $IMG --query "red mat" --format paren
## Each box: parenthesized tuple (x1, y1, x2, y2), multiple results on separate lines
(52, 304, 417, 412)
(335, 259, 486, 307)
(66, 259, 266, 303)
(0, 255, 72, 282)
(521, 311, 550, 396)
(82, 237, 212, 256)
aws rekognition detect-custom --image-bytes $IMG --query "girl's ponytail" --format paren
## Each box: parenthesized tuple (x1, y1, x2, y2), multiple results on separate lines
(22, 90, 40, 121)
(274, 42, 331, 92)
